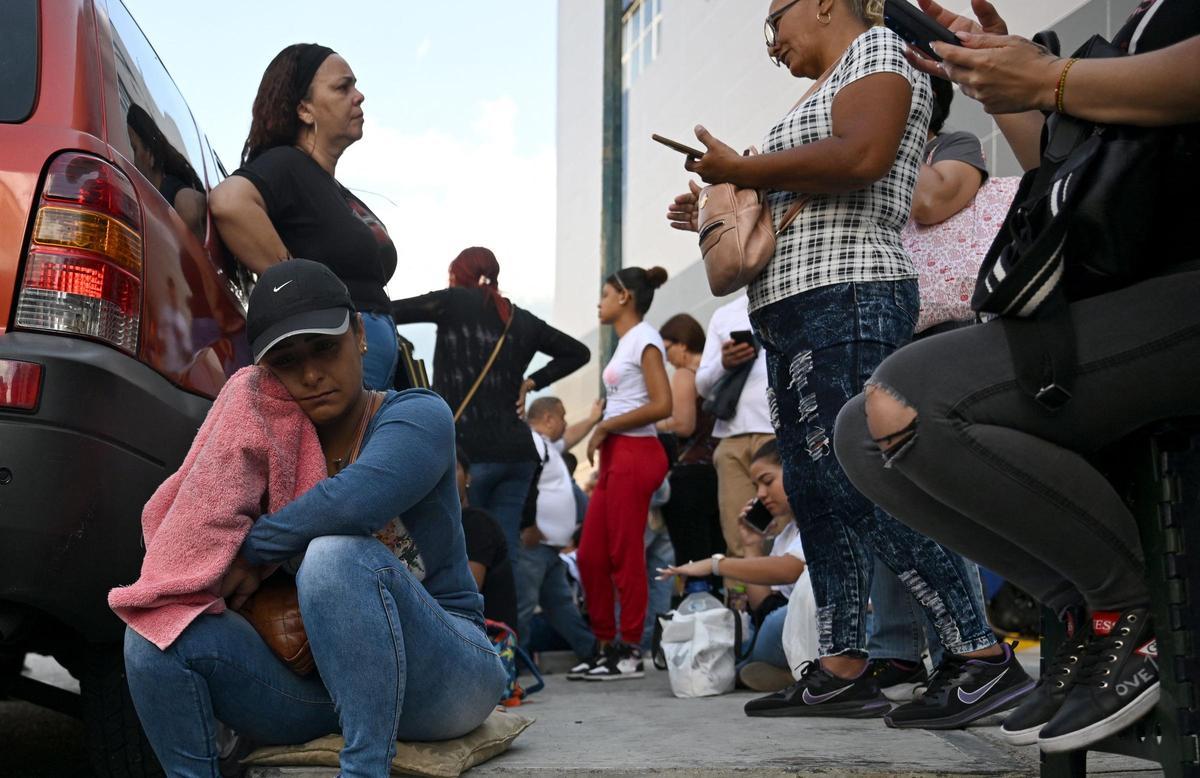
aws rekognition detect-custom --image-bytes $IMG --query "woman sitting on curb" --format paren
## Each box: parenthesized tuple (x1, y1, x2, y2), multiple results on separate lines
(658, 440, 811, 694)
(116, 260, 506, 777)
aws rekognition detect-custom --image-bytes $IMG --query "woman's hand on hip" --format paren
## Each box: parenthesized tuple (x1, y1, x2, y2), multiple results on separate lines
(934, 33, 1061, 114)
(684, 126, 745, 185)
(219, 555, 264, 611)
(586, 423, 609, 466)
(666, 180, 702, 233)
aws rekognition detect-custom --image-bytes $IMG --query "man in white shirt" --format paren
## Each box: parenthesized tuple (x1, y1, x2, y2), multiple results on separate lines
(517, 397, 602, 660)
(695, 295, 776, 570)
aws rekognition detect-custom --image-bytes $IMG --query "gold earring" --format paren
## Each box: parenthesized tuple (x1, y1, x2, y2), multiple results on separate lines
(817, 10, 832, 24)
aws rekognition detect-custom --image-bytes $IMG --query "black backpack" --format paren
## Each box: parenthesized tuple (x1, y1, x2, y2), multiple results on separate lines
(972, 32, 1193, 409)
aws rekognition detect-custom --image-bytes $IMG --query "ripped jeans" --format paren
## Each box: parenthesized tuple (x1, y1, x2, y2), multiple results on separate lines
(834, 272, 1200, 614)
(751, 281, 995, 659)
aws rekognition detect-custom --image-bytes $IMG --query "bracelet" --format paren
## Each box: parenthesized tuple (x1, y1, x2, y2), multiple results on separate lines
(1054, 58, 1078, 114)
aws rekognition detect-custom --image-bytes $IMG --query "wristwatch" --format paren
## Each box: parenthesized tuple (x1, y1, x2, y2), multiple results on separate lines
(711, 553, 726, 576)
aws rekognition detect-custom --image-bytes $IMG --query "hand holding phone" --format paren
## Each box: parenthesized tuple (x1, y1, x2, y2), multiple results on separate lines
(729, 329, 755, 347)
(652, 133, 705, 159)
(743, 500, 774, 534)
(883, 0, 961, 61)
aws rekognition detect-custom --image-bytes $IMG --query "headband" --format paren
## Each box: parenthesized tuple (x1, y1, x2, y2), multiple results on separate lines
(294, 45, 335, 99)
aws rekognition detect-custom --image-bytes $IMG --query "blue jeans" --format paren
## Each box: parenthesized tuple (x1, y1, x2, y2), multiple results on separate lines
(123, 536, 506, 778)
(865, 554, 986, 667)
(468, 461, 538, 555)
(360, 312, 399, 390)
(515, 543, 595, 659)
(750, 281, 994, 659)
(738, 605, 789, 671)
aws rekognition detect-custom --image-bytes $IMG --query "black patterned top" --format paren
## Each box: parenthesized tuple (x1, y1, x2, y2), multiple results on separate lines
(391, 287, 590, 463)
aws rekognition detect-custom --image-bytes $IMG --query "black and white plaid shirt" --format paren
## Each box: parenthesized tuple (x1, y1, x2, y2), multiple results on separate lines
(748, 27, 931, 312)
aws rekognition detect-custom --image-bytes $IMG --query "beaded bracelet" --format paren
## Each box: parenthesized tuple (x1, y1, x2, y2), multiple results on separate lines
(1055, 57, 1079, 114)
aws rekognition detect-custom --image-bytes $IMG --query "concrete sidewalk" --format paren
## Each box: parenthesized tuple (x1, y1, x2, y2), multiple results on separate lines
(247, 663, 1164, 777)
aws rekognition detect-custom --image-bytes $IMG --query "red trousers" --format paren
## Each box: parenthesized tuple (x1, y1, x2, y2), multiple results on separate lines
(577, 434, 669, 644)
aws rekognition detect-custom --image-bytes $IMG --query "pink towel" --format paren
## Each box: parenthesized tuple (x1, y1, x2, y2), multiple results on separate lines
(109, 366, 326, 649)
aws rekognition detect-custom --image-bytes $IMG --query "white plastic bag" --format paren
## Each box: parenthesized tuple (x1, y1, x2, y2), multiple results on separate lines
(781, 569, 818, 678)
(659, 605, 738, 698)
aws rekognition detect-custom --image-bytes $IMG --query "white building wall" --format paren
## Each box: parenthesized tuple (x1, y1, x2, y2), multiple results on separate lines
(553, 0, 1139, 429)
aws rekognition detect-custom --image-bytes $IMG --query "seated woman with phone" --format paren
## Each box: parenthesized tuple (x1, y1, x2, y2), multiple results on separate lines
(657, 440, 808, 693)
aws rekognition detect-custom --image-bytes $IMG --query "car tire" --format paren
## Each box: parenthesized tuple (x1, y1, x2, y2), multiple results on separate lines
(80, 644, 164, 778)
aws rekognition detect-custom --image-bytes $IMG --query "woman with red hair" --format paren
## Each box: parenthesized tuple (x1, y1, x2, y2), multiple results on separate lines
(392, 248, 590, 561)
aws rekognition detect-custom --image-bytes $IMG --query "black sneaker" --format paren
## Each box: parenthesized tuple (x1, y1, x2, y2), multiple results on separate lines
(567, 645, 610, 681)
(744, 660, 892, 718)
(1038, 607, 1159, 753)
(868, 658, 930, 703)
(999, 608, 1089, 746)
(884, 642, 1035, 729)
(585, 642, 644, 681)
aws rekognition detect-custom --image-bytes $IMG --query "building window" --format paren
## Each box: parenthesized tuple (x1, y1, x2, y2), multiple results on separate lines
(622, 0, 663, 88)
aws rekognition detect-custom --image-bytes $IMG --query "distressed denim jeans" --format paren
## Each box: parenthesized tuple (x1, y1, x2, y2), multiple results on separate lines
(833, 272, 1200, 615)
(124, 536, 507, 778)
(751, 281, 995, 658)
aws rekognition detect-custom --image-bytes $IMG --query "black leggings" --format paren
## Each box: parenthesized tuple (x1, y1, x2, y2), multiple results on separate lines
(660, 463, 725, 570)
(835, 271, 1200, 614)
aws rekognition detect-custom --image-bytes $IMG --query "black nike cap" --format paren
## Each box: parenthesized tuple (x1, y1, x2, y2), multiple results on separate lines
(247, 259, 355, 364)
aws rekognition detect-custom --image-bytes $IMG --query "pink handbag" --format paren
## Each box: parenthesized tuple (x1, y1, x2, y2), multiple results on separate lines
(902, 175, 1020, 333)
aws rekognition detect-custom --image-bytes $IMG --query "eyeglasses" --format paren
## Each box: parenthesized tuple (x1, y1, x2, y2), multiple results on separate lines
(764, 0, 804, 55)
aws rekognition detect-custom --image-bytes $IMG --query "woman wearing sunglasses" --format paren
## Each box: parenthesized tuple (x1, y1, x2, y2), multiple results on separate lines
(665, 0, 1022, 727)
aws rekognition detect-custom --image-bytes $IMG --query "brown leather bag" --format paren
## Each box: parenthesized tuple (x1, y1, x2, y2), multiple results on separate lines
(697, 169, 806, 296)
(237, 391, 382, 676)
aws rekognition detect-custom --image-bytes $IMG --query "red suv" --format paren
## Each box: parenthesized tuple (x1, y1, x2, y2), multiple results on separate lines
(0, 0, 250, 773)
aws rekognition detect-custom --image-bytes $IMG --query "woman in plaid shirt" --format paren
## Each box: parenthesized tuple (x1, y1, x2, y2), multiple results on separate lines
(667, 0, 1025, 728)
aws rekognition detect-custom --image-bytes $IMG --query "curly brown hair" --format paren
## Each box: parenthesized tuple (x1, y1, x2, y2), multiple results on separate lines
(241, 44, 326, 165)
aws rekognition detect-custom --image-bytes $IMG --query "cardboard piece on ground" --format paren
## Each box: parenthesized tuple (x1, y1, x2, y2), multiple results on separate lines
(241, 709, 533, 777)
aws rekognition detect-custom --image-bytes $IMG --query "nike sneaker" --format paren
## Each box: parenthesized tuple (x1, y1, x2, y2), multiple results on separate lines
(885, 641, 1035, 729)
(744, 660, 891, 718)
(999, 607, 1089, 745)
(868, 658, 930, 702)
(1038, 607, 1159, 753)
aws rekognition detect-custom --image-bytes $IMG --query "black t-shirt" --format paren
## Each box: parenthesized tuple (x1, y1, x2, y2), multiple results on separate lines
(233, 146, 398, 314)
(461, 506, 519, 632)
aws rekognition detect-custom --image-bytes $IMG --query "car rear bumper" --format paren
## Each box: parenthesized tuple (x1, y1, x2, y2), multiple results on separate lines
(0, 332, 211, 642)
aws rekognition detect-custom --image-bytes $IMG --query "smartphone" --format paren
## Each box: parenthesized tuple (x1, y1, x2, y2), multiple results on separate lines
(652, 133, 705, 158)
(730, 329, 755, 346)
(883, 0, 961, 61)
(744, 500, 774, 534)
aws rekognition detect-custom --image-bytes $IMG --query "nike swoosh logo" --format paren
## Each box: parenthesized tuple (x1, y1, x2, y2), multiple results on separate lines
(273, 280, 294, 292)
(957, 669, 1008, 705)
(801, 685, 853, 705)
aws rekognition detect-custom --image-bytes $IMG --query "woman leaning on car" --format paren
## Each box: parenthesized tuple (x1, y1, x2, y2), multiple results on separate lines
(210, 43, 401, 390)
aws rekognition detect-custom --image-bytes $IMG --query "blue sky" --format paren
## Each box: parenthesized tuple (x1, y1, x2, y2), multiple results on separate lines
(124, 0, 561, 362)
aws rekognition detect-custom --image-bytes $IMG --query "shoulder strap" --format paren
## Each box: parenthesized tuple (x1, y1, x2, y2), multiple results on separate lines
(454, 315, 514, 423)
(346, 391, 384, 466)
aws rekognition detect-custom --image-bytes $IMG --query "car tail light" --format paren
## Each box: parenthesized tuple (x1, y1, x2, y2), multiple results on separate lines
(14, 153, 144, 353)
(0, 360, 43, 411)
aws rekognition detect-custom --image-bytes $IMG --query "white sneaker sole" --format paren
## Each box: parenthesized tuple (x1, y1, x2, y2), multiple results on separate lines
(584, 670, 644, 681)
(1038, 683, 1160, 753)
(997, 721, 1043, 746)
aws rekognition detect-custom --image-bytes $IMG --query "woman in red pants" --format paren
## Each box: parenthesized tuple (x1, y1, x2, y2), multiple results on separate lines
(570, 266, 673, 681)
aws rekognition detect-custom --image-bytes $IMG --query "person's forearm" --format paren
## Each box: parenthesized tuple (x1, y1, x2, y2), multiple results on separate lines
(527, 328, 591, 389)
(715, 555, 805, 587)
(1055, 38, 1200, 126)
(563, 416, 599, 449)
(730, 136, 895, 194)
(601, 399, 671, 434)
(212, 210, 288, 274)
(994, 112, 1045, 172)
